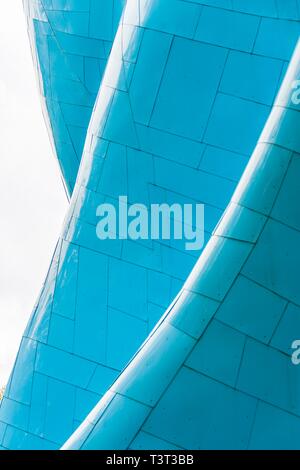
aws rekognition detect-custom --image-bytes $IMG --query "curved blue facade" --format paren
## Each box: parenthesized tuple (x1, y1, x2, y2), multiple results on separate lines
(63, 37, 300, 451)
(1, 0, 300, 450)
(24, 0, 125, 195)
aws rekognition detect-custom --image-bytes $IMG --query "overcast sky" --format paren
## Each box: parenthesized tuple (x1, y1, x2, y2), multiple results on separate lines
(0, 2, 68, 385)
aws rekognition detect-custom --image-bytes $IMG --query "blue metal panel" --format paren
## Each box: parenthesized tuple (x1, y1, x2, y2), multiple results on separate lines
(195, 6, 260, 51)
(249, 402, 300, 450)
(271, 304, 300, 355)
(23, 0, 126, 195)
(185, 320, 246, 387)
(216, 276, 287, 343)
(61, 34, 300, 450)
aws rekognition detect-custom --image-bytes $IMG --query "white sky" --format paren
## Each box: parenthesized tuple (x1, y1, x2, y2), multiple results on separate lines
(0, 2, 68, 385)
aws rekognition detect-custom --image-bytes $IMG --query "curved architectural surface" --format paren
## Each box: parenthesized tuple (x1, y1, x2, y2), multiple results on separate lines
(63, 40, 300, 451)
(24, 0, 125, 194)
(1, 0, 300, 450)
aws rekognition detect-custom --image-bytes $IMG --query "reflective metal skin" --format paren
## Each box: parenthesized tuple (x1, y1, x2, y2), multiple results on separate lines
(23, 0, 125, 195)
(63, 40, 300, 451)
(1, 0, 300, 450)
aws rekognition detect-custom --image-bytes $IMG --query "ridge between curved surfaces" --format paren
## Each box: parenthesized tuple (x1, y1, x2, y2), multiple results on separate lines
(63, 39, 300, 451)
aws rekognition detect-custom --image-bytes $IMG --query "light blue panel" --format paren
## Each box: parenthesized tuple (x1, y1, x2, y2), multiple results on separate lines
(102, 90, 139, 147)
(61, 391, 116, 450)
(271, 303, 300, 355)
(66, 215, 123, 259)
(53, 241, 79, 320)
(147, 303, 166, 331)
(237, 339, 300, 415)
(74, 187, 106, 226)
(46, 11, 89, 35)
(60, 103, 92, 128)
(68, 125, 89, 153)
(106, 308, 148, 370)
(84, 58, 105, 94)
(220, 51, 283, 105)
(55, 31, 107, 58)
(44, 379, 76, 444)
(0, 398, 29, 432)
(130, 431, 182, 450)
(160, 244, 197, 281)
(262, 107, 300, 153)
(108, 258, 148, 321)
(143, 367, 257, 450)
(24, 240, 62, 343)
(129, 29, 172, 125)
(49, 1, 90, 13)
(190, 0, 232, 7)
(154, 156, 235, 209)
(120, 238, 162, 273)
(232, 0, 277, 17)
(66, 53, 85, 79)
(214, 203, 267, 243)
(90, 0, 120, 41)
(195, 6, 260, 52)
(233, 143, 292, 215)
(186, 320, 245, 387)
(147, 271, 172, 309)
(102, 27, 140, 92)
(29, 373, 48, 437)
(272, 155, 300, 231)
(275, 60, 300, 112)
(62, 420, 96, 451)
(136, 124, 204, 168)
(47, 39, 80, 82)
(249, 402, 300, 450)
(35, 343, 96, 388)
(87, 364, 119, 396)
(7, 338, 37, 406)
(82, 395, 150, 450)
(74, 248, 108, 363)
(75, 389, 100, 424)
(204, 93, 270, 155)
(254, 17, 300, 60)
(186, 236, 252, 301)
(48, 314, 74, 352)
(168, 290, 219, 339)
(242, 219, 300, 305)
(113, 0, 127, 30)
(2, 426, 57, 451)
(127, 148, 154, 204)
(0, 422, 6, 445)
(112, 323, 195, 407)
(276, 0, 300, 20)
(151, 37, 228, 141)
(216, 276, 287, 343)
(200, 146, 248, 182)
(140, 0, 201, 38)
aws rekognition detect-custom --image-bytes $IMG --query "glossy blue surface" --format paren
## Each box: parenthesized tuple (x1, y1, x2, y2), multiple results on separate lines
(63, 39, 300, 451)
(1, 0, 300, 450)
(23, 0, 125, 195)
